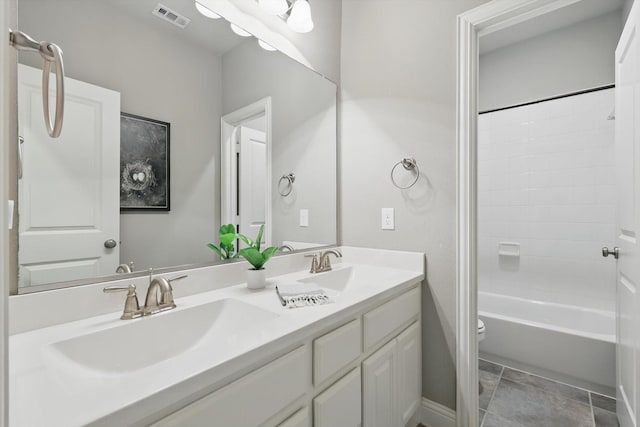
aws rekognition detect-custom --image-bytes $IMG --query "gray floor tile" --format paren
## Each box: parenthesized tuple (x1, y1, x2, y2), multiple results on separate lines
(479, 370, 500, 410)
(488, 378, 594, 427)
(480, 359, 503, 376)
(502, 367, 590, 404)
(594, 407, 619, 427)
(482, 411, 527, 427)
(591, 393, 616, 413)
(480, 409, 486, 425)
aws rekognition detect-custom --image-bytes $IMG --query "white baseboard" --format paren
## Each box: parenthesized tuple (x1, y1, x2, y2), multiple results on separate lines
(421, 397, 456, 427)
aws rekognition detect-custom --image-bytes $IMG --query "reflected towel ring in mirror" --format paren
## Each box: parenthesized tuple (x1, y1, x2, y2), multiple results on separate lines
(390, 157, 420, 189)
(278, 173, 296, 196)
(9, 30, 66, 138)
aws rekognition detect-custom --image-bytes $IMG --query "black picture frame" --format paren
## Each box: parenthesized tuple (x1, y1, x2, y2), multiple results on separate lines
(119, 113, 170, 211)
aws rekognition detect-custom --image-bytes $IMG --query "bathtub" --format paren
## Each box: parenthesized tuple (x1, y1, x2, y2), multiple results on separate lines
(478, 291, 616, 396)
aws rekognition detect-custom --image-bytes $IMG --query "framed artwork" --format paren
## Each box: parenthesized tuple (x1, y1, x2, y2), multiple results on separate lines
(120, 113, 170, 211)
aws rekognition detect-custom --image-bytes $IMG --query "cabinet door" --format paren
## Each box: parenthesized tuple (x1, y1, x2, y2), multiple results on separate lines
(277, 407, 311, 427)
(396, 322, 421, 426)
(313, 367, 362, 427)
(362, 340, 397, 427)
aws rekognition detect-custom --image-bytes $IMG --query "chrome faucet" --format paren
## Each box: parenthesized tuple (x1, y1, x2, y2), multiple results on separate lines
(103, 270, 187, 320)
(278, 244, 295, 252)
(305, 249, 342, 273)
(115, 262, 135, 273)
(143, 270, 187, 315)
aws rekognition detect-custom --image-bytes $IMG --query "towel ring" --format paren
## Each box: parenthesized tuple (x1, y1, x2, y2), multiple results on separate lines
(390, 157, 420, 189)
(278, 173, 296, 196)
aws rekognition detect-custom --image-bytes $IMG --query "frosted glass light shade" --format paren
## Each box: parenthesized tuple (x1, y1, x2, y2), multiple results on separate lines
(258, 0, 288, 15)
(287, 0, 314, 33)
(194, 1, 221, 19)
(230, 23, 252, 37)
(258, 39, 277, 51)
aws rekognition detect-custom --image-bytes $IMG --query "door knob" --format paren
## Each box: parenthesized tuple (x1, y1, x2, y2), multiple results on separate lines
(104, 239, 117, 249)
(602, 246, 619, 259)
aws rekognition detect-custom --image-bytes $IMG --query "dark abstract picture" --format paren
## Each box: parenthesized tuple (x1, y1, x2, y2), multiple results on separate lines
(120, 113, 170, 211)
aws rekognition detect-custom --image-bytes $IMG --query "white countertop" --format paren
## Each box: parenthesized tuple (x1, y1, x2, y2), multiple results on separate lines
(9, 247, 424, 427)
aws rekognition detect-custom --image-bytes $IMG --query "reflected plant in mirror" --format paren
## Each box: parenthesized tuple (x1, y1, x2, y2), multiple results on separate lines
(12, 0, 337, 294)
(207, 224, 239, 260)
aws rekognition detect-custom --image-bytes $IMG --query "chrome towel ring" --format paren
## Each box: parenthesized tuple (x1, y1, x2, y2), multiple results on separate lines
(278, 173, 295, 196)
(391, 157, 420, 189)
(10, 30, 65, 138)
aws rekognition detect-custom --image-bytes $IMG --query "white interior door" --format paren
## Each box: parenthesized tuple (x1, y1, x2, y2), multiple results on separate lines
(615, 4, 640, 427)
(237, 125, 267, 245)
(18, 64, 120, 287)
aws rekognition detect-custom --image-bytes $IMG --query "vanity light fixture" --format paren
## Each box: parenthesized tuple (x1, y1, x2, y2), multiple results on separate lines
(258, 0, 289, 15)
(230, 23, 252, 37)
(258, 39, 277, 51)
(194, 1, 222, 19)
(287, 0, 314, 33)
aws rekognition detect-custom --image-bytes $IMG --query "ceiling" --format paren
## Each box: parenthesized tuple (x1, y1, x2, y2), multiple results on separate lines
(108, 0, 246, 55)
(480, 0, 625, 54)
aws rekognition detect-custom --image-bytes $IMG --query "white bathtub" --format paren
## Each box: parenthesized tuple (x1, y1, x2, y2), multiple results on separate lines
(479, 291, 616, 396)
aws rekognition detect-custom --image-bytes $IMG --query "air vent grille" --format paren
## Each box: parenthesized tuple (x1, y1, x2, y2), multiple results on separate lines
(152, 4, 191, 29)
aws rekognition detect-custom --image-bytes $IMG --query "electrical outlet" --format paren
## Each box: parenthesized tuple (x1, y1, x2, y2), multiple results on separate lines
(381, 208, 394, 230)
(299, 209, 309, 227)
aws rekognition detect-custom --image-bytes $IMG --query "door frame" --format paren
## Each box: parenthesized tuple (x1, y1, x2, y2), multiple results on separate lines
(455, 1, 586, 426)
(221, 97, 272, 245)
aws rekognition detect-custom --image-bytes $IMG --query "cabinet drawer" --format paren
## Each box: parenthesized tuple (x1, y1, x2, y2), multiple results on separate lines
(363, 287, 420, 351)
(314, 318, 361, 385)
(154, 346, 310, 427)
(313, 367, 362, 427)
(277, 407, 311, 427)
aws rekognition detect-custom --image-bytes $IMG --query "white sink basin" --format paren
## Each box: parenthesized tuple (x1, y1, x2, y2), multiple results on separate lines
(299, 265, 355, 292)
(49, 299, 278, 374)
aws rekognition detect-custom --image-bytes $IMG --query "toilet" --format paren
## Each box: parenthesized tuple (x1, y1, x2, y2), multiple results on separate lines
(478, 318, 486, 342)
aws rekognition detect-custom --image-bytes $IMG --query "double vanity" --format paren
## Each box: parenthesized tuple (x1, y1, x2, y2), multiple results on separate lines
(9, 247, 424, 427)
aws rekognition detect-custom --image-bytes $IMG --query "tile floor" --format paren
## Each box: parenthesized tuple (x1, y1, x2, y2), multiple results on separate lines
(479, 359, 619, 427)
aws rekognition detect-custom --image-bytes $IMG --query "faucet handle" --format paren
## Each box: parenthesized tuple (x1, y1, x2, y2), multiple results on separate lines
(304, 253, 320, 273)
(103, 284, 142, 320)
(168, 275, 187, 284)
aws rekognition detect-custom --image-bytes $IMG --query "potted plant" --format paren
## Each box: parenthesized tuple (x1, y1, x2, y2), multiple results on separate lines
(237, 224, 277, 289)
(207, 224, 239, 260)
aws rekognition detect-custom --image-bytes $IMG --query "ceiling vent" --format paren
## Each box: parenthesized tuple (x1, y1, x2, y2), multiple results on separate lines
(152, 4, 191, 29)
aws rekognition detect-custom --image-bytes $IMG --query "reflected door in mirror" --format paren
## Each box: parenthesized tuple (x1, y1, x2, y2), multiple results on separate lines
(18, 65, 121, 287)
(238, 124, 267, 246)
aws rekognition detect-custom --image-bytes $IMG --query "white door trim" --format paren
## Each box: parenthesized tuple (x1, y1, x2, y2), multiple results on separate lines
(0, 1, 12, 424)
(221, 97, 272, 246)
(455, 1, 586, 426)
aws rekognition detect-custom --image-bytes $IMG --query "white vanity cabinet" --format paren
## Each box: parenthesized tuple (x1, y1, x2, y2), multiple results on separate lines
(153, 285, 421, 427)
(362, 321, 421, 427)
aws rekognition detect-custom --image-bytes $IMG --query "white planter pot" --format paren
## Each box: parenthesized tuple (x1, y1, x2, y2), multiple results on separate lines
(247, 268, 266, 290)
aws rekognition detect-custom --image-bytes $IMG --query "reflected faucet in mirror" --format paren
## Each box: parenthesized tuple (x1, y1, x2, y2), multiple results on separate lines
(115, 262, 135, 274)
(278, 244, 294, 252)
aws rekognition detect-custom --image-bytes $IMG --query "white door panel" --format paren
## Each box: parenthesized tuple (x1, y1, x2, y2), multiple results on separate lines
(616, 4, 640, 426)
(238, 125, 267, 245)
(18, 64, 120, 287)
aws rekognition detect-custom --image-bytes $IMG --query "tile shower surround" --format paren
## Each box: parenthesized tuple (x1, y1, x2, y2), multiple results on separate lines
(478, 359, 618, 427)
(478, 88, 616, 312)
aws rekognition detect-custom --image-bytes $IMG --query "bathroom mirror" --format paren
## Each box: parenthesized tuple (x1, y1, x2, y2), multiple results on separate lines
(13, 0, 337, 294)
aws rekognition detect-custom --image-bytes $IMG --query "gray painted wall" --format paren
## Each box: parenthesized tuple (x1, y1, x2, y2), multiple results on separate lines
(18, 0, 222, 272)
(623, 0, 634, 24)
(340, 0, 490, 410)
(222, 40, 337, 247)
(479, 11, 622, 111)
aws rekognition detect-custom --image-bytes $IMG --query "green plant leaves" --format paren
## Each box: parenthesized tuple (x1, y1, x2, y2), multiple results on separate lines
(261, 246, 277, 264)
(207, 243, 223, 258)
(207, 224, 239, 259)
(239, 247, 265, 269)
(255, 224, 264, 251)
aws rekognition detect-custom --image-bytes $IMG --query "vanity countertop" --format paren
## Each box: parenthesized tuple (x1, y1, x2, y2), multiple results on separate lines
(9, 247, 424, 427)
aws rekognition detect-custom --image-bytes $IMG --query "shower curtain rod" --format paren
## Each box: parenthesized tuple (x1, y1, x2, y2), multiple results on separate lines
(479, 84, 614, 115)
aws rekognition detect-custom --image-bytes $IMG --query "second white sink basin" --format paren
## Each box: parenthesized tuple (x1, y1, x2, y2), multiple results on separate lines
(49, 299, 278, 374)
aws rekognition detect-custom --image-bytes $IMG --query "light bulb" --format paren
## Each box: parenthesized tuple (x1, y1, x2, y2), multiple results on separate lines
(195, 1, 221, 19)
(258, 0, 288, 15)
(258, 39, 277, 51)
(230, 23, 252, 37)
(287, 0, 314, 33)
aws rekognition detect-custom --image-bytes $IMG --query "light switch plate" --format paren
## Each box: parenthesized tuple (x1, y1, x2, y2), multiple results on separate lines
(381, 208, 394, 230)
(299, 209, 309, 227)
